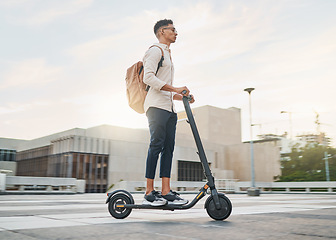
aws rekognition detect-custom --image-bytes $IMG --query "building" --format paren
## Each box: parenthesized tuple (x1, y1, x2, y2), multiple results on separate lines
(0, 105, 281, 192)
(297, 133, 330, 146)
(0, 138, 27, 176)
(257, 133, 306, 155)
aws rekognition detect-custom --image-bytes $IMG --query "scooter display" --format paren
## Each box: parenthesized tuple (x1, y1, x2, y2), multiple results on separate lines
(105, 95, 232, 221)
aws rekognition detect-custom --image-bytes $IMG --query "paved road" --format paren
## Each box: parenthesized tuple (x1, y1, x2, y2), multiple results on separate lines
(0, 193, 335, 239)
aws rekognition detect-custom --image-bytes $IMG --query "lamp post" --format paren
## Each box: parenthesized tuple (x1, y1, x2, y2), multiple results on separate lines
(244, 88, 260, 196)
(323, 152, 330, 182)
(280, 111, 293, 139)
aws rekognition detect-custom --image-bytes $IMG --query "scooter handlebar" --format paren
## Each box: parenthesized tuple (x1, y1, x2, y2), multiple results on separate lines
(181, 90, 193, 102)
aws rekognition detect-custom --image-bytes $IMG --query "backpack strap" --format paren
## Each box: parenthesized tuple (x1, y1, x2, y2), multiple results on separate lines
(150, 45, 164, 74)
(144, 45, 165, 91)
(139, 45, 164, 76)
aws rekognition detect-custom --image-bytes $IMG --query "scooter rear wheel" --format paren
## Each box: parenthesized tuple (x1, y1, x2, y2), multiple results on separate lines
(205, 194, 232, 221)
(108, 193, 132, 219)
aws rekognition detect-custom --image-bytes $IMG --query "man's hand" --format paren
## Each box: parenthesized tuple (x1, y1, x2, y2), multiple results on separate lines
(175, 86, 189, 96)
(189, 94, 195, 104)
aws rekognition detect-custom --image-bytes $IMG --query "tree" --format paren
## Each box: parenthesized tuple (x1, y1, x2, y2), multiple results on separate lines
(278, 143, 336, 182)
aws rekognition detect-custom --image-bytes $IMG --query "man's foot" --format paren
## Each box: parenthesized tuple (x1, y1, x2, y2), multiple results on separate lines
(142, 190, 167, 206)
(162, 190, 188, 205)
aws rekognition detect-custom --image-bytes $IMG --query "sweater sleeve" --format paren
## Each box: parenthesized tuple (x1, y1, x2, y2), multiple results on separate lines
(143, 47, 166, 91)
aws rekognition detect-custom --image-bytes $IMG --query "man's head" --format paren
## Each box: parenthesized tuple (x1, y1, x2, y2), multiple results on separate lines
(154, 19, 177, 44)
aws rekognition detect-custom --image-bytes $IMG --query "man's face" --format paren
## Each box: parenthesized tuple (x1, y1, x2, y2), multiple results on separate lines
(161, 24, 178, 43)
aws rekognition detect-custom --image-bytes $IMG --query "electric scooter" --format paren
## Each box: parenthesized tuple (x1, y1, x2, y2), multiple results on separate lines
(105, 94, 232, 221)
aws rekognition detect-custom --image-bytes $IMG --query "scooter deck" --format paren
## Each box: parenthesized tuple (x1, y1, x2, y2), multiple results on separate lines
(115, 189, 208, 211)
(119, 203, 191, 211)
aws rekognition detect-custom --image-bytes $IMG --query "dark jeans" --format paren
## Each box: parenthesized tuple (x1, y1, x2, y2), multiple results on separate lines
(145, 107, 177, 179)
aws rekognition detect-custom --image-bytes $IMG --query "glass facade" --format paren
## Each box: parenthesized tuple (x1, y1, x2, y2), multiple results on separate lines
(48, 152, 108, 193)
(178, 160, 208, 181)
(16, 146, 50, 176)
(16, 146, 108, 193)
(0, 149, 16, 162)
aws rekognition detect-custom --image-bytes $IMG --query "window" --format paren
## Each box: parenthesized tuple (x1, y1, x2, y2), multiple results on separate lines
(178, 160, 205, 181)
(16, 149, 109, 193)
(0, 149, 16, 162)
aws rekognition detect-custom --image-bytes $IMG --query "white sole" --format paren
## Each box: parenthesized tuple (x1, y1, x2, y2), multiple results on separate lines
(167, 200, 189, 206)
(142, 199, 167, 206)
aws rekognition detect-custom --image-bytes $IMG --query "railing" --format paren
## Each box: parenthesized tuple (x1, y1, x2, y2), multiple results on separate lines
(215, 179, 239, 193)
(0, 174, 85, 194)
(3, 175, 333, 194)
(111, 181, 205, 192)
(110, 180, 239, 193)
(236, 181, 336, 193)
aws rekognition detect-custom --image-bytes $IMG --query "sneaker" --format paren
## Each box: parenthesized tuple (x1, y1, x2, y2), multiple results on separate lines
(162, 190, 189, 205)
(142, 190, 167, 206)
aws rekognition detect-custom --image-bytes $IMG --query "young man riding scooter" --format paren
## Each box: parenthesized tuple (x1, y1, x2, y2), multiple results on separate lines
(142, 19, 195, 206)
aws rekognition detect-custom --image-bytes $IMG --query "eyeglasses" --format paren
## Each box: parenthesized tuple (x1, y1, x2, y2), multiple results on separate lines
(162, 27, 177, 34)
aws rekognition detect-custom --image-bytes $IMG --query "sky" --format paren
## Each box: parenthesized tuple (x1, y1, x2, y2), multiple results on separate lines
(0, 0, 335, 146)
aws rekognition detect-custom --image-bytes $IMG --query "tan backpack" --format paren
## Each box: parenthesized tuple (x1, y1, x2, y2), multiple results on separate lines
(125, 45, 164, 114)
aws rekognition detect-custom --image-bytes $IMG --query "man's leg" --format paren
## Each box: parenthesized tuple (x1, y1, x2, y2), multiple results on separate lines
(160, 112, 188, 205)
(143, 176, 167, 206)
(145, 108, 170, 191)
(143, 108, 171, 206)
(161, 177, 170, 195)
(160, 111, 177, 195)
(146, 178, 154, 195)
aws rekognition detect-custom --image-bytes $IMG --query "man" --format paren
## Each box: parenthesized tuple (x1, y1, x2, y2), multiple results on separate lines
(142, 19, 194, 206)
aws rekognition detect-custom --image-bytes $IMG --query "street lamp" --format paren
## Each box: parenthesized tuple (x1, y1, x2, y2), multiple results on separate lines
(323, 152, 331, 182)
(244, 88, 260, 196)
(280, 111, 293, 139)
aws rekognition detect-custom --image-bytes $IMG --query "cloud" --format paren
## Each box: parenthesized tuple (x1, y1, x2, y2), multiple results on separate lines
(0, 101, 49, 115)
(2, 0, 93, 26)
(66, 35, 120, 63)
(173, 1, 281, 65)
(64, 1, 281, 93)
(0, 0, 31, 7)
(0, 59, 63, 90)
(1, 0, 335, 145)
(0, 100, 85, 139)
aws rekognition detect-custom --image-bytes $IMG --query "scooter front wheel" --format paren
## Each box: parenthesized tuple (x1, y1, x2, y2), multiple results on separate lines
(108, 193, 132, 219)
(205, 194, 232, 221)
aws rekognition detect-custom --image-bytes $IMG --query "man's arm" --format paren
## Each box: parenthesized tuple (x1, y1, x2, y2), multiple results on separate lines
(160, 84, 189, 96)
(173, 93, 195, 103)
(143, 48, 166, 91)
(161, 84, 195, 103)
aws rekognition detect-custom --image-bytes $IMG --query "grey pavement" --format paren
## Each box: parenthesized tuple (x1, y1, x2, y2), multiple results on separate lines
(0, 193, 336, 239)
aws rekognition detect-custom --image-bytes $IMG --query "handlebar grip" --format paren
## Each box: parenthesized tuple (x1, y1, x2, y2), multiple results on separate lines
(181, 90, 192, 102)
(182, 95, 193, 102)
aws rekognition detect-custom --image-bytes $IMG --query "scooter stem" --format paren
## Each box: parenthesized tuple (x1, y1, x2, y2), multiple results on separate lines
(182, 96, 221, 210)
(182, 96, 215, 189)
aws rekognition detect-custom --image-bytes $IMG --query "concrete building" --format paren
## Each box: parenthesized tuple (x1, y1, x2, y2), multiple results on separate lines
(0, 105, 281, 192)
(0, 138, 27, 176)
(297, 132, 330, 146)
(257, 133, 307, 155)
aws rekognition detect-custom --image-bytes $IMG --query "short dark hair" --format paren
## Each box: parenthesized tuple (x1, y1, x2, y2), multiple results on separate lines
(154, 19, 173, 35)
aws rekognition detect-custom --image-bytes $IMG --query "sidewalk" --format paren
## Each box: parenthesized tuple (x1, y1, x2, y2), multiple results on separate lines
(0, 193, 335, 239)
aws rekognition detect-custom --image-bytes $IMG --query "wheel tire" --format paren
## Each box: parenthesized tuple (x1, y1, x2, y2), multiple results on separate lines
(205, 194, 232, 221)
(108, 193, 132, 219)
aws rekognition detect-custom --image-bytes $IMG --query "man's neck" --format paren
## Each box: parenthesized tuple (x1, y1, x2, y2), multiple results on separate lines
(159, 40, 171, 48)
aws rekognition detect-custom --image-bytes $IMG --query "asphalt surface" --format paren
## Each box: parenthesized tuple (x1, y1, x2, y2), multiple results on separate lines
(0, 193, 335, 239)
